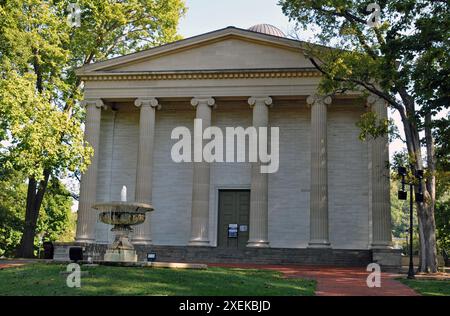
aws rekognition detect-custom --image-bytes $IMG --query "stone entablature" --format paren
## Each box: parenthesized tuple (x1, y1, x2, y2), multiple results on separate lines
(79, 68, 321, 81)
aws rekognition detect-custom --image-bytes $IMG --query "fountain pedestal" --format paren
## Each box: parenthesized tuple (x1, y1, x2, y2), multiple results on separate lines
(93, 202, 154, 263)
(104, 226, 138, 262)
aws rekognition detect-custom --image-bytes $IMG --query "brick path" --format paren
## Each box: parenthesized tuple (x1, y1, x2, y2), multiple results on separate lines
(0, 262, 26, 270)
(209, 263, 419, 296)
(0, 259, 41, 270)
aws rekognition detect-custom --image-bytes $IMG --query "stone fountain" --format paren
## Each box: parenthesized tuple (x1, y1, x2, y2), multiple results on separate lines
(92, 186, 153, 262)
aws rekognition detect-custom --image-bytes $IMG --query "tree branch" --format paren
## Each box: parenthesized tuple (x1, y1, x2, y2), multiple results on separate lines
(309, 57, 402, 110)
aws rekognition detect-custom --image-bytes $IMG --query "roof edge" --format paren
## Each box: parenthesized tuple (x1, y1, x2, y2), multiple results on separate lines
(76, 26, 317, 75)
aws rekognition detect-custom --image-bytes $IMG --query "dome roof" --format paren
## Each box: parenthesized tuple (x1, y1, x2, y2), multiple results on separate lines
(247, 24, 285, 37)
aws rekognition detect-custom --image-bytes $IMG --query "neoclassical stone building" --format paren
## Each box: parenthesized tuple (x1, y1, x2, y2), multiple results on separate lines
(72, 24, 398, 266)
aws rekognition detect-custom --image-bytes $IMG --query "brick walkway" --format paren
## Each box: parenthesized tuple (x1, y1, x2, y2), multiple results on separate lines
(0, 262, 26, 270)
(0, 259, 42, 270)
(209, 263, 419, 296)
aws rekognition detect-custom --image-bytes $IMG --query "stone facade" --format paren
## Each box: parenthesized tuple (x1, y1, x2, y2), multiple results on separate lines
(90, 100, 371, 249)
(73, 26, 396, 265)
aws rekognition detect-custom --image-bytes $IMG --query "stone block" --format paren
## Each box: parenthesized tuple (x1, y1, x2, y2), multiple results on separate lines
(371, 248, 402, 272)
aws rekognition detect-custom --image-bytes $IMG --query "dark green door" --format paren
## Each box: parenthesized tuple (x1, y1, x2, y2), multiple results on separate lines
(218, 190, 250, 249)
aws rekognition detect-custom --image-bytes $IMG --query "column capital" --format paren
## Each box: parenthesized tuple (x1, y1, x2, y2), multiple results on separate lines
(135, 97, 161, 110)
(306, 94, 332, 107)
(366, 94, 387, 109)
(81, 98, 106, 110)
(248, 96, 273, 108)
(191, 97, 216, 108)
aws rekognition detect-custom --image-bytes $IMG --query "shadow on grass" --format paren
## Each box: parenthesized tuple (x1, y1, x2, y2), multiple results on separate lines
(0, 263, 316, 296)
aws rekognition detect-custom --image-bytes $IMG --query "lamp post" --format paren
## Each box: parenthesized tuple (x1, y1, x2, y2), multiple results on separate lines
(397, 166, 424, 279)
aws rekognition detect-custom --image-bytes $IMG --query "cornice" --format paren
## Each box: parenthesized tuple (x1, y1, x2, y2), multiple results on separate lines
(80, 69, 321, 81)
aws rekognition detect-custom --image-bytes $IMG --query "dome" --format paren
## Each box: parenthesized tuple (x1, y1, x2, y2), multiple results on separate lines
(247, 24, 285, 37)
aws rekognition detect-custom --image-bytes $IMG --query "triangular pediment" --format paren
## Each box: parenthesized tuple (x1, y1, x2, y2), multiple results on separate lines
(76, 27, 315, 76)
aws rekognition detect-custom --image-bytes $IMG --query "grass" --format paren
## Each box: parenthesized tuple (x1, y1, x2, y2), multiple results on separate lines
(0, 263, 316, 296)
(400, 279, 450, 296)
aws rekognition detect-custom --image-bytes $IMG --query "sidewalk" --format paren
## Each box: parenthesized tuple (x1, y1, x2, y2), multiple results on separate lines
(209, 263, 420, 296)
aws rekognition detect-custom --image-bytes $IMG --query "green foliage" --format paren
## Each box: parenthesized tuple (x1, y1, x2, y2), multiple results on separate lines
(435, 201, 450, 257)
(280, 0, 449, 136)
(0, 0, 186, 255)
(390, 179, 420, 254)
(0, 71, 91, 180)
(36, 180, 74, 243)
(434, 114, 450, 200)
(0, 0, 186, 180)
(391, 180, 408, 238)
(356, 111, 389, 141)
(0, 173, 74, 257)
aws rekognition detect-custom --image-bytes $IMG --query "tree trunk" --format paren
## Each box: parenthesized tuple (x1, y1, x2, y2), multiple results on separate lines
(400, 108, 438, 273)
(16, 170, 51, 258)
(422, 114, 438, 272)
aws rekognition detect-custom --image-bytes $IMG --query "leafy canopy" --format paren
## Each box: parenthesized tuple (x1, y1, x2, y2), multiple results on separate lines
(0, 0, 186, 181)
(280, 0, 449, 113)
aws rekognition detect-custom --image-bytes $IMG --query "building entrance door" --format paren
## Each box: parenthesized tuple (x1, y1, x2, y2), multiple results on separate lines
(218, 190, 250, 249)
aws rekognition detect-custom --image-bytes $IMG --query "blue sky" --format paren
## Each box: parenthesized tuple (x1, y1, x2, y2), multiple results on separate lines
(178, 0, 292, 38)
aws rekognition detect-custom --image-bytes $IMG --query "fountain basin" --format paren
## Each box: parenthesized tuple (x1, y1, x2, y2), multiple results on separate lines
(92, 201, 153, 263)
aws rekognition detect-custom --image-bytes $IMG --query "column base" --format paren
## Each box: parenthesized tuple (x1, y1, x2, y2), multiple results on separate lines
(371, 241, 393, 249)
(247, 240, 270, 248)
(188, 239, 210, 246)
(308, 240, 331, 248)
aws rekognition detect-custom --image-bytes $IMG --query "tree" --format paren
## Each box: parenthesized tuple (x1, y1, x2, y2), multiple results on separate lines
(280, 0, 449, 272)
(434, 114, 450, 265)
(0, 0, 186, 258)
(0, 170, 73, 257)
(435, 201, 450, 266)
(434, 114, 450, 200)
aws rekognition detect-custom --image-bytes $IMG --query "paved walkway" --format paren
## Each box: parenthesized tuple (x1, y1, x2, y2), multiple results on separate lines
(209, 263, 420, 296)
(0, 262, 26, 269)
(0, 259, 45, 270)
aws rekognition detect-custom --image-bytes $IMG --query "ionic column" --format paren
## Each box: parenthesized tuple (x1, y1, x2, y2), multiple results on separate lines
(189, 97, 215, 246)
(76, 99, 106, 243)
(367, 95, 392, 248)
(247, 96, 272, 248)
(307, 94, 332, 248)
(132, 98, 161, 245)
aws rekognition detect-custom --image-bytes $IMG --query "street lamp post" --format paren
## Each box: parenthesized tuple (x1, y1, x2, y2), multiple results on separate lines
(397, 166, 424, 279)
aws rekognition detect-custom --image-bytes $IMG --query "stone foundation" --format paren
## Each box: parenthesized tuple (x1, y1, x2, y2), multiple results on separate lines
(371, 248, 402, 271)
(104, 249, 138, 262)
(53, 242, 384, 267)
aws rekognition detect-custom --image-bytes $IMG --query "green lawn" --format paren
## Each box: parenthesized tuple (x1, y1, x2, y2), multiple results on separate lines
(0, 263, 315, 296)
(400, 279, 450, 296)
